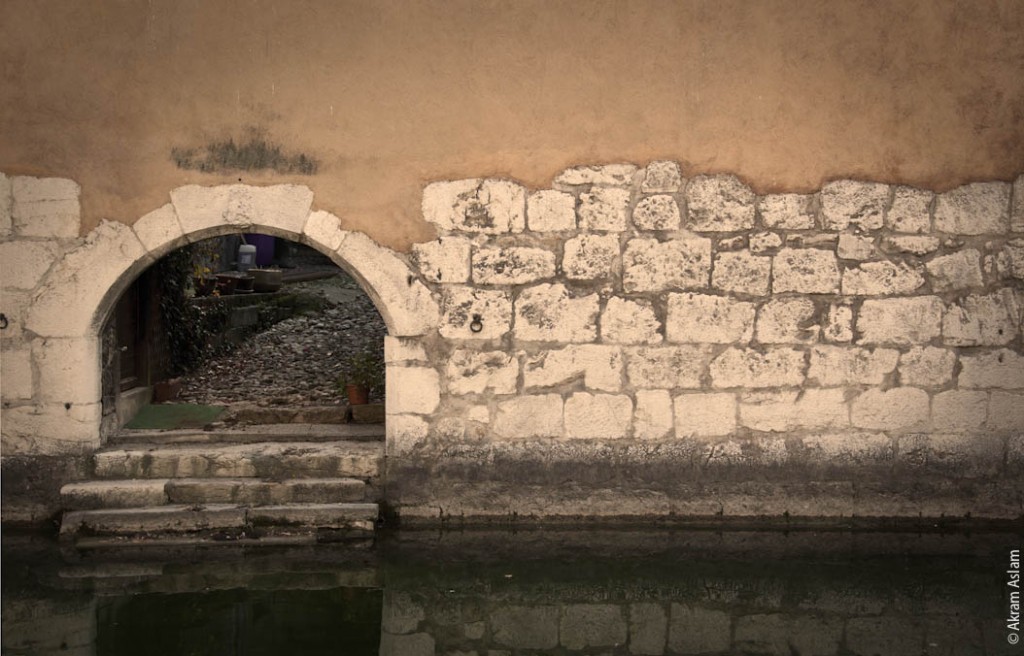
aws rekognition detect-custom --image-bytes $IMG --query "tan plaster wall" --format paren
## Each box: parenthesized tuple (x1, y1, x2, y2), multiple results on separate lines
(1, 0, 1023, 250)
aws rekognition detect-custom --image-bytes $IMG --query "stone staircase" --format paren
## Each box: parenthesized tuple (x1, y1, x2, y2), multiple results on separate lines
(59, 424, 385, 547)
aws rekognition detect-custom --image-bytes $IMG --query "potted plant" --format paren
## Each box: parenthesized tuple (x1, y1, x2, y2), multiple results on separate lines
(337, 345, 384, 405)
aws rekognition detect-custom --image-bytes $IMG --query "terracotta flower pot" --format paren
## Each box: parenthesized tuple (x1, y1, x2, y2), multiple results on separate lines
(346, 384, 370, 406)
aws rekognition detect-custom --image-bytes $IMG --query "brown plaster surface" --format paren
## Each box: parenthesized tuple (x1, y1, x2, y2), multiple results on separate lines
(1, 0, 1022, 250)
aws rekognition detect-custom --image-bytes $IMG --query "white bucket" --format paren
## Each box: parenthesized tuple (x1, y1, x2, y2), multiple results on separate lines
(237, 244, 257, 271)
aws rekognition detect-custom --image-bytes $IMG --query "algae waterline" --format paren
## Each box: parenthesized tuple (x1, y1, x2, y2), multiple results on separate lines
(3, 528, 1021, 655)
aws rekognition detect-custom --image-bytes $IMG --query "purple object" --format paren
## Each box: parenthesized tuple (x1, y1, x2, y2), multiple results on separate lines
(244, 234, 276, 266)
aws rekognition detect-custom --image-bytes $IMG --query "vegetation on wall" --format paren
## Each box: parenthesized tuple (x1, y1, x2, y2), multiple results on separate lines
(154, 245, 230, 377)
(171, 127, 318, 175)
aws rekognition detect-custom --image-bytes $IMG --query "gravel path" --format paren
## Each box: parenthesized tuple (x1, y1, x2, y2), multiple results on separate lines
(178, 268, 387, 407)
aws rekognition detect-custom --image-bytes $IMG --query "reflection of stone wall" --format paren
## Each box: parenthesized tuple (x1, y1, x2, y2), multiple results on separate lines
(388, 163, 1024, 521)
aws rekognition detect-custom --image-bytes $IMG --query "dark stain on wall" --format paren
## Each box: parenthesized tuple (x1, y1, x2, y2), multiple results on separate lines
(171, 128, 317, 175)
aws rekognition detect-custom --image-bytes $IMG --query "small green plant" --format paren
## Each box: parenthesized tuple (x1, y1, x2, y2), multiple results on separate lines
(337, 343, 385, 398)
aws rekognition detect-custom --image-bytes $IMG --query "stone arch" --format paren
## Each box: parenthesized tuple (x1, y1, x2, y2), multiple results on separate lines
(21, 183, 438, 450)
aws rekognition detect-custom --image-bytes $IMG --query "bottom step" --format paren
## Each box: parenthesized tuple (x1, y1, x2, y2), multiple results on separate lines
(60, 503, 379, 542)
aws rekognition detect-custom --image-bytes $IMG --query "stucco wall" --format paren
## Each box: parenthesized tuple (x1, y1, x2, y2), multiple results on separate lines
(1, 1, 1023, 250)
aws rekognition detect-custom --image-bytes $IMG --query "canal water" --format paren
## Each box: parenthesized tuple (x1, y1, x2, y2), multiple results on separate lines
(2, 528, 1020, 655)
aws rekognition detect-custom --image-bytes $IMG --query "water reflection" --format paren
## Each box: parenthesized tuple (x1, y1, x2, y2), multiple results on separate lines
(2, 529, 1019, 655)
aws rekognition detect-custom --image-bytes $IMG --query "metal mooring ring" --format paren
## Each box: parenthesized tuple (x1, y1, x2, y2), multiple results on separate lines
(469, 314, 484, 333)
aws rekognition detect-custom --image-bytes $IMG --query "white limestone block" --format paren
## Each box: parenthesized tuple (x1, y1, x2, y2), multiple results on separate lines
(856, 296, 943, 345)
(820, 180, 889, 230)
(851, 387, 929, 431)
(514, 283, 598, 343)
(386, 366, 440, 414)
(632, 195, 681, 231)
(898, 346, 956, 387)
(925, 250, 984, 292)
(640, 161, 683, 193)
(931, 390, 988, 432)
(625, 345, 710, 389)
(171, 184, 313, 237)
(807, 345, 899, 386)
(711, 251, 771, 296)
(11, 176, 81, 238)
(0, 240, 60, 290)
(666, 293, 755, 344)
(885, 186, 932, 233)
(841, 261, 924, 295)
(633, 389, 673, 439)
(686, 175, 756, 232)
(471, 246, 556, 285)
(673, 393, 736, 437)
(622, 237, 711, 293)
(562, 233, 620, 281)
(759, 193, 816, 230)
(942, 290, 1019, 346)
(422, 179, 525, 234)
(132, 203, 186, 257)
(959, 349, 1024, 389)
(709, 348, 807, 388)
(772, 248, 840, 294)
(578, 188, 631, 232)
(600, 297, 662, 345)
(756, 298, 818, 344)
(439, 286, 512, 340)
(522, 345, 622, 392)
(564, 392, 632, 439)
(553, 164, 638, 189)
(412, 236, 471, 284)
(527, 189, 576, 231)
(446, 350, 518, 395)
(303, 210, 347, 253)
(492, 395, 563, 438)
(934, 182, 1010, 235)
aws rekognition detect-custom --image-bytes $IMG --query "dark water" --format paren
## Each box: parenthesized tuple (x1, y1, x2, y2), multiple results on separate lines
(3, 528, 1021, 655)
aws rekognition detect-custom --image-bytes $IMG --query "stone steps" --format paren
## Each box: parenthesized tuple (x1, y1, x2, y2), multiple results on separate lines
(112, 423, 384, 446)
(60, 503, 378, 539)
(61, 477, 370, 509)
(93, 440, 383, 479)
(59, 435, 385, 546)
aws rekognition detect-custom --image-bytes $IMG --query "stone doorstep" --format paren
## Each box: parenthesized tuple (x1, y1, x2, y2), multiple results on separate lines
(60, 477, 370, 510)
(60, 502, 379, 537)
(112, 422, 385, 446)
(92, 440, 384, 480)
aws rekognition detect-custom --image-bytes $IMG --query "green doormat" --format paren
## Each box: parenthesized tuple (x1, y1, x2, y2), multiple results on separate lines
(125, 403, 226, 430)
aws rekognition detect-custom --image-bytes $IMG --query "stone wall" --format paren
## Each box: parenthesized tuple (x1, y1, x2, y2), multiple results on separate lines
(2, 163, 1023, 523)
(387, 162, 1024, 521)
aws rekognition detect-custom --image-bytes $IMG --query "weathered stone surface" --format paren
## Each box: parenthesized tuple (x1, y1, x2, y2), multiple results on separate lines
(386, 367, 440, 414)
(1014, 175, 1024, 232)
(749, 231, 783, 253)
(11, 176, 81, 238)
(173, 184, 313, 237)
(837, 233, 875, 260)
(565, 393, 633, 439)
(673, 393, 736, 437)
(491, 605, 559, 649)
(739, 389, 849, 431)
(841, 260, 924, 295)
(734, 614, 843, 656)
(633, 390, 673, 439)
(302, 210, 347, 253)
(667, 604, 730, 654)
(934, 181, 1010, 234)
(2, 403, 103, 454)
(932, 390, 988, 432)
(666, 293, 755, 344)
(560, 604, 627, 650)
(641, 161, 682, 193)
(0, 240, 59, 290)
(601, 297, 661, 344)
(527, 189, 576, 231)
(514, 283, 598, 342)
(472, 246, 556, 285)
(709, 348, 806, 388)
(801, 433, 893, 465)
(1003, 238, 1024, 279)
(132, 203, 185, 256)
(0, 172, 11, 237)
(439, 286, 512, 340)
(34, 337, 102, 404)
(820, 180, 889, 230)
(772, 248, 840, 293)
(412, 236, 471, 284)
(554, 164, 637, 189)
(755, 298, 818, 344)
(758, 193, 816, 230)
(628, 602, 667, 655)
(686, 175, 756, 231)
(808, 345, 898, 386)
(386, 415, 429, 455)
(717, 235, 745, 250)
(422, 179, 526, 234)
(959, 349, 1024, 389)
(942, 290, 1019, 346)
(578, 188, 631, 231)
(822, 302, 853, 342)
(898, 346, 956, 387)
(988, 392, 1024, 431)
(623, 238, 711, 292)
(626, 346, 709, 389)
(851, 387, 929, 431)
(523, 345, 622, 392)
(846, 618, 924, 656)
(61, 479, 169, 510)
(0, 347, 33, 401)
(886, 186, 932, 233)
(632, 195, 680, 230)
(711, 251, 771, 295)
(926, 249, 983, 291)
(562, 233, 619, 280)
(856, 296, 943, 345)
(25, 220, 151, 337)
(492, 395, 563, 438)
(0, 290, 31, 342)
(883, 235, 940, 255)
(446, 350, 518, 395)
